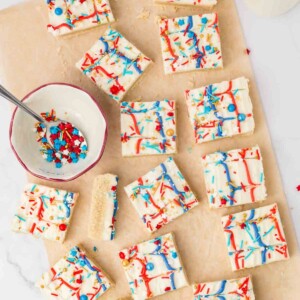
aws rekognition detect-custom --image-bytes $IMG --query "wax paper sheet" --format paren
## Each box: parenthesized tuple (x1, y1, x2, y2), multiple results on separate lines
(0, 0, 299, 299)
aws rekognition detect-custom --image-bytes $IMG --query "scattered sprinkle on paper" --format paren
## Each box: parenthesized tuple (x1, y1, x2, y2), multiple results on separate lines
(93, 246, 98, 252)
(155, 15, 167, 24)
(245, 48, 251, 55)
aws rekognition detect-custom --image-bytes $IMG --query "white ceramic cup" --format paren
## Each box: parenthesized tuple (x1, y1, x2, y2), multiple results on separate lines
(243, 0, 299, 17)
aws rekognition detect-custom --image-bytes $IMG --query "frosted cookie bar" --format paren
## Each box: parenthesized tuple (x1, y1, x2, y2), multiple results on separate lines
(155, 0, 217, 7)
(36, 245, 112, 299)
(119, 233, 188, 299)
(88, 174, 119, 241)
(120, 100, 176, 156)
(202, 145, 267, 208)
(124, 157, 198, 232)
(222, 203, 289, 271)
(46, 0, 115, 36)
(159, 13, 222, 74)
(185, 77, 255, 143)
(76, 28, 152, 101)
(12, 183, 78, 242)
(193, 276, 255, 299)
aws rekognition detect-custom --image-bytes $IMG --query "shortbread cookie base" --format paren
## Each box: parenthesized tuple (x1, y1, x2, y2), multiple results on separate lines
(88, 174, 118, 241)
(155, 1, 215, 7)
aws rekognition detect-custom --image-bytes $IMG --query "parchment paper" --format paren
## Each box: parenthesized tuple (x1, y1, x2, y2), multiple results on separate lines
(0, 0, 299, 299)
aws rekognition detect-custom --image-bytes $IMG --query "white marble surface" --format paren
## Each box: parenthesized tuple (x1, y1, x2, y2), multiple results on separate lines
(0, 0, 299, 299)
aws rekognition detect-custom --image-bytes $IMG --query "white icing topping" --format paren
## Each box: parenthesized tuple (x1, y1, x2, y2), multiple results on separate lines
(124, 157, 198, 232)
(202, 145, 267, 208)
(159, 13, 223, 74)
(120, 100, 176, 156)
(12, 183, 78, 242)
(186, 77, 255, 143)
(119, 233, 188, 299)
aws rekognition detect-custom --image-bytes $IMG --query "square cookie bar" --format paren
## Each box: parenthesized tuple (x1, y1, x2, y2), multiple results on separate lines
(124, 157, 198, 232)
(159, 13, 222, 74)
(36, 245, 112, 299)
(46, 0, 115, 36)
(193, 276, 255, 299)
(12, 183, 78, 242)
(88, 174, 119, 241)
(76, 28, 151, 101)
(155, 0, 217, 6)
(202, 145, 267, 208)
(120, 100, 176, 156)
(222, 203, 289, 271)
(119, 233, 188, 299)
(185, 77, 255, 143)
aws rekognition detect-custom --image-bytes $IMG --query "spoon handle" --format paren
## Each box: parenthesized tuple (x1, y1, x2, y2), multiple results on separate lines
(0, 85, 44, 123)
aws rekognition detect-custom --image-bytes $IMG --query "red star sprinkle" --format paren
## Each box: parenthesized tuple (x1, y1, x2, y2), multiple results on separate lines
(110, 85, 121, 95)
(245, 48, 251, 55)
(296, 185, 300, 191)
(240, 223, 246, 229)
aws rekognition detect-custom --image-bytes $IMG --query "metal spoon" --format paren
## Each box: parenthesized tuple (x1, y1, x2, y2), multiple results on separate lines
(0, 85, 68, 147)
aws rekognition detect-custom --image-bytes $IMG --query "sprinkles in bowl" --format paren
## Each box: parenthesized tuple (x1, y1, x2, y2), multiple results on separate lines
(35, 109, 88, 168)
